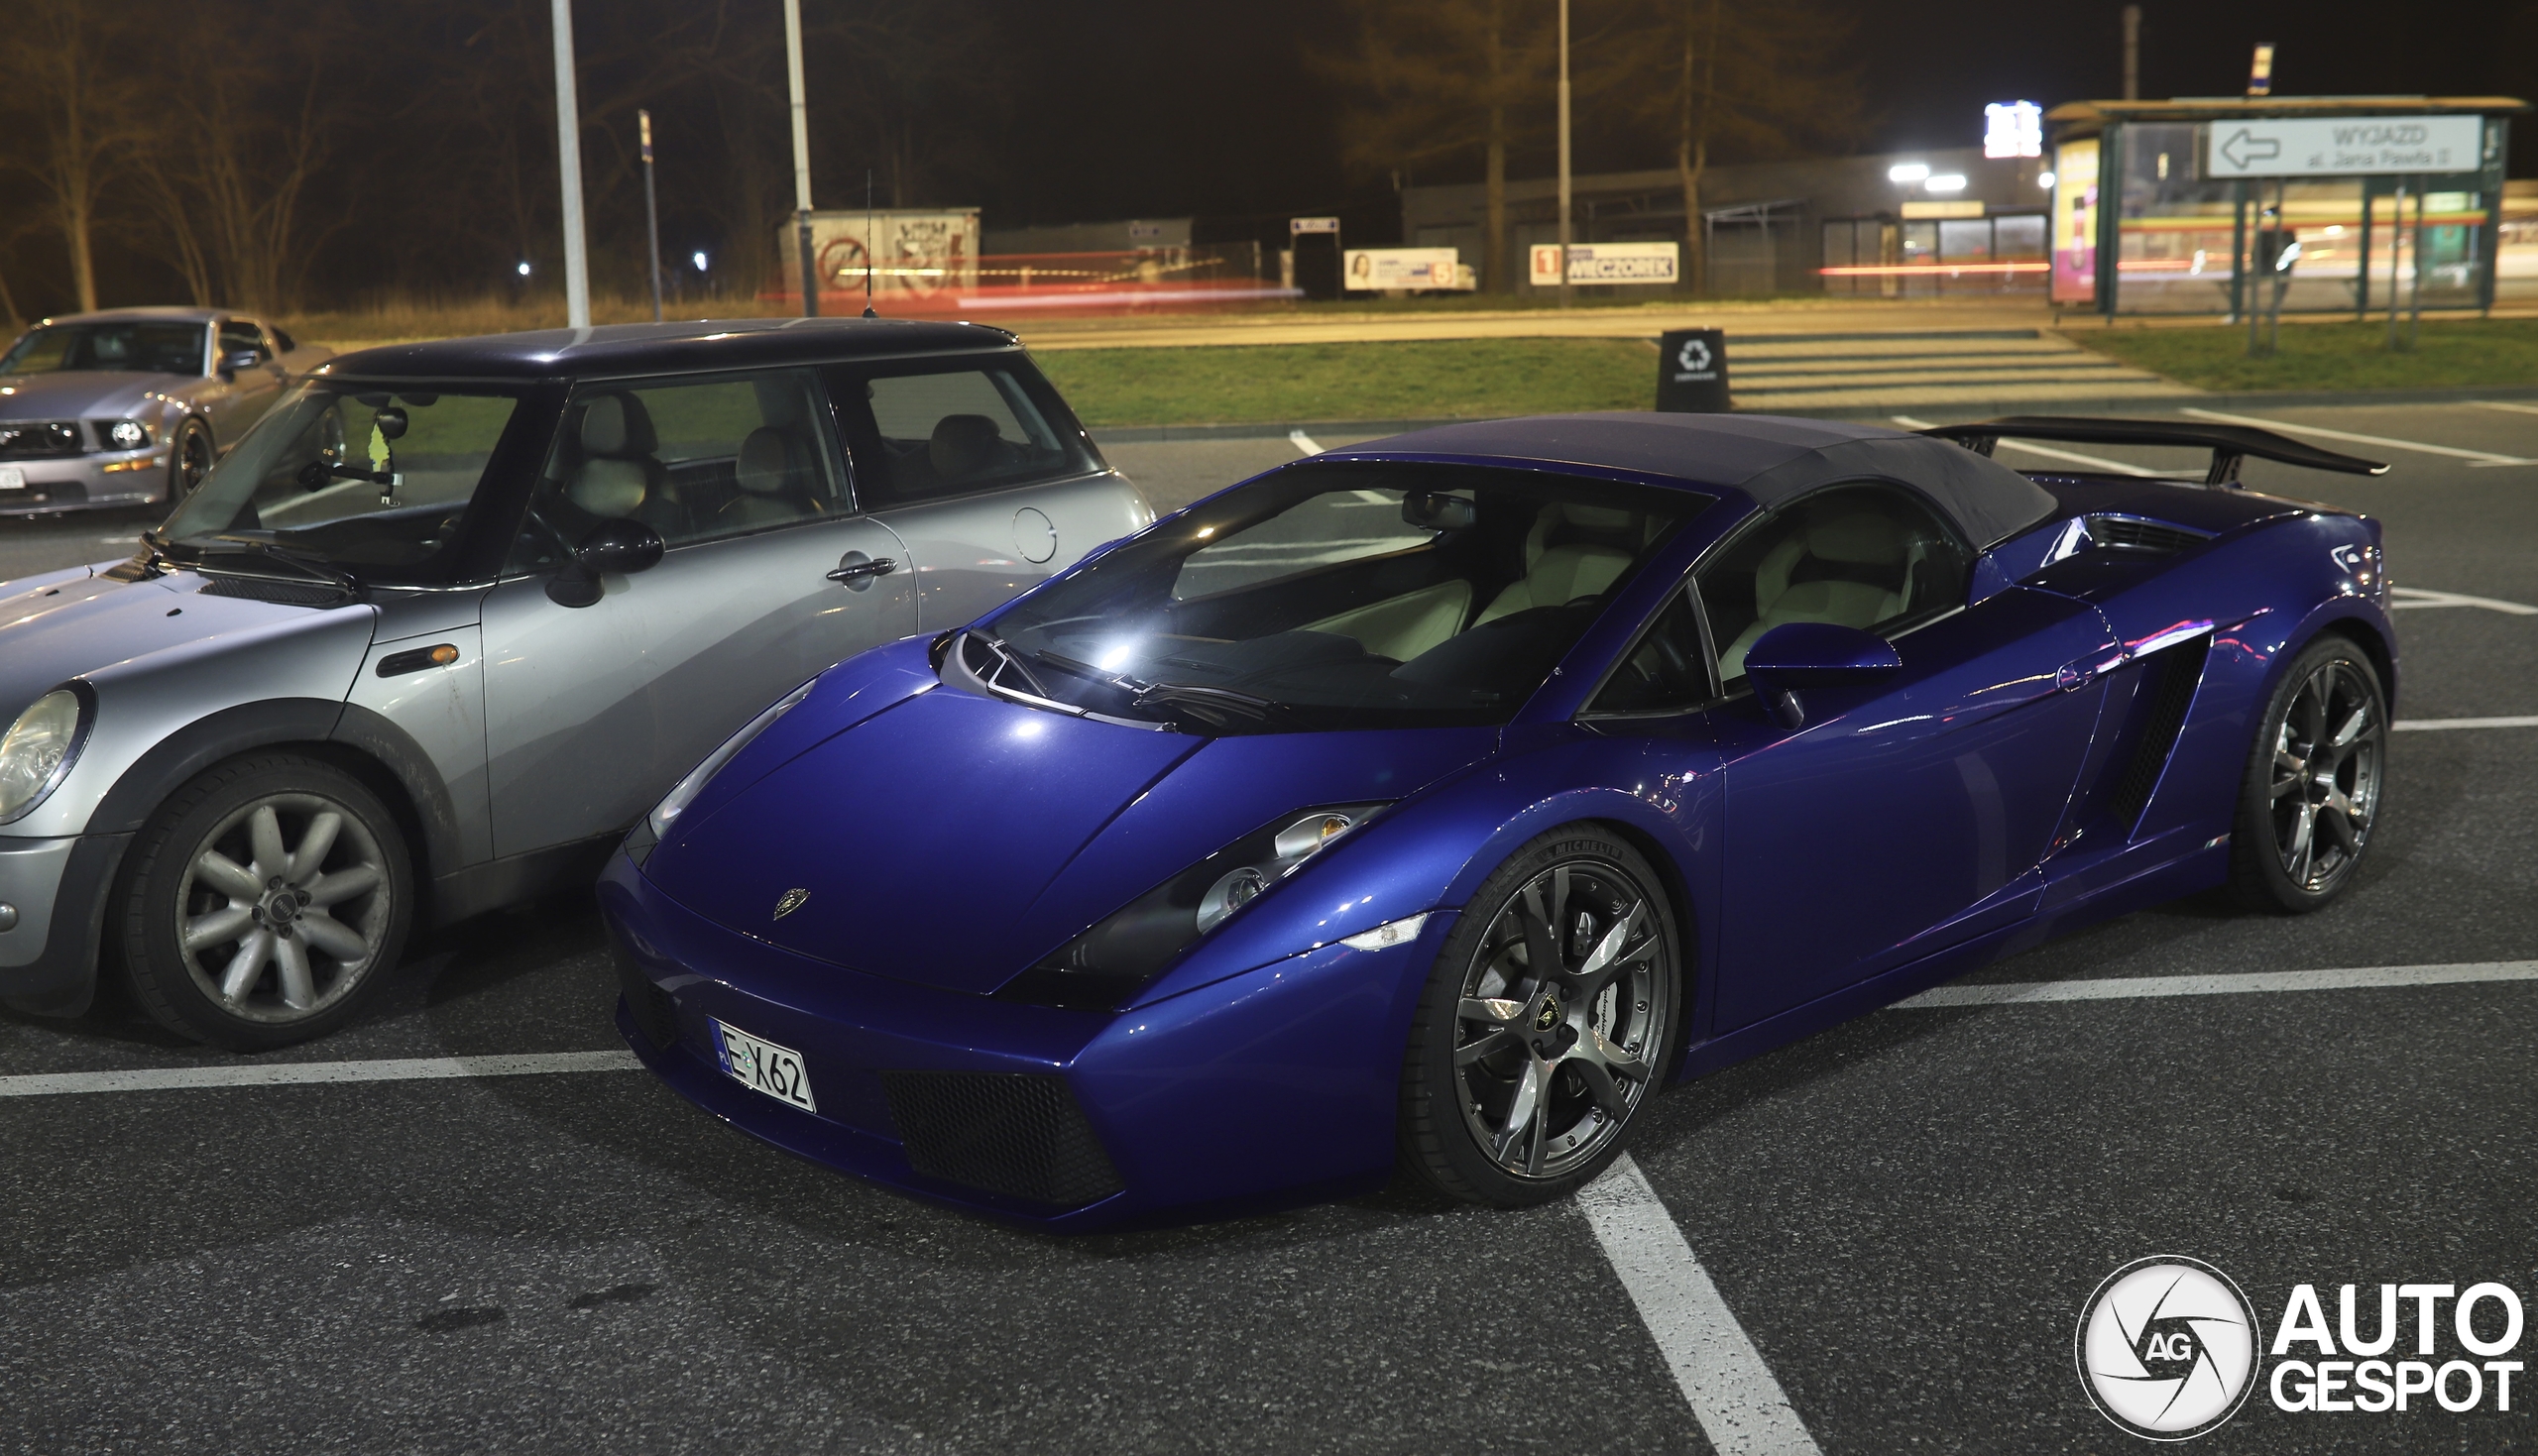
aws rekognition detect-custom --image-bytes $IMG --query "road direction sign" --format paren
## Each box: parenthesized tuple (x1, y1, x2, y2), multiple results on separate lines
(2204, 116, 2484, 178)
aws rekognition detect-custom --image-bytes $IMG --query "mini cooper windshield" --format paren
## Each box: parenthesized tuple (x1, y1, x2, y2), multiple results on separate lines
(155, 383, 524, 580)
(973, 464, 1709, 732)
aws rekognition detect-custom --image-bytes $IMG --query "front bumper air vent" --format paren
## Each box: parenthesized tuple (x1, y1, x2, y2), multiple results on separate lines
(881, 1070, 1125, 1208)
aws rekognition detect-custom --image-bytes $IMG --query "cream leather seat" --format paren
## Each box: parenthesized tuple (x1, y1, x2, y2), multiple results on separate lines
(566, 392, 667, 521)
(717, 426, 819, 529)
(1473, 503, 1644, 626)
(1717, 506, 1911, 681)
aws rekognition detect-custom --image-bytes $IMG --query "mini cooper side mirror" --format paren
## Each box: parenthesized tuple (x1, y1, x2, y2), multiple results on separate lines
(1742, 621, 1902, 730)
(546, 518, 666, 608)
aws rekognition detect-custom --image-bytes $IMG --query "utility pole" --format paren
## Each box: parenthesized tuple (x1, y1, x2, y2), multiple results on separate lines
(639, 110, 663, 322)
(2121, 6, 2140, 101)
(784, 0, 818, 318)
(1543, 0, 1562, 310)
(550, 0, 590, 328)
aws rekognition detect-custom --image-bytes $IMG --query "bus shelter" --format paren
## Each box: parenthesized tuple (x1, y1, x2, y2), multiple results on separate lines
(2046, 96, 2530, 317)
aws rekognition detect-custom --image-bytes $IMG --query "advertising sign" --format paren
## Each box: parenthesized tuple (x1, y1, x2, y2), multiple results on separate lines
(1290, 216, 1342, 234)
(2050, 139, 2099, 305)
(2204, 116, 2485, 178)
(1342, 248, 1468, 290)
(1529, 242, 1680, 286)
(789, 209, 980, 300)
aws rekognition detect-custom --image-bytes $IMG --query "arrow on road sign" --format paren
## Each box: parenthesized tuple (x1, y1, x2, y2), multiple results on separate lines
(2219, 129, 2282, 169)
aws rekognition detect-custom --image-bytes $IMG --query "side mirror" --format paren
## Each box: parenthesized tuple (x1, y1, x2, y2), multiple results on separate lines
(216, 350, 261, 381)
(1742, 621, 1902, 730)
(545, 518, 665, 607)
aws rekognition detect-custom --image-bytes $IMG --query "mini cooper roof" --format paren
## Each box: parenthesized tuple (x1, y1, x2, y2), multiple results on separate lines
(1343, 412, 2061, 548)
(313, 316, 1018, 385)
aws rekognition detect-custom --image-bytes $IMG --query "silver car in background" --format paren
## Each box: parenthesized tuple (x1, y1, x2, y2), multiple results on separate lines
(0, 318, 1149, 1048)
(0, 306, 333, 513)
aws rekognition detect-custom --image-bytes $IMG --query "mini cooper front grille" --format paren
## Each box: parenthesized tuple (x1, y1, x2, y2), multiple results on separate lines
(0, 421, 83, 459)
(881, 1070, 1124, 1208)
(2088, 514, 2208, 555)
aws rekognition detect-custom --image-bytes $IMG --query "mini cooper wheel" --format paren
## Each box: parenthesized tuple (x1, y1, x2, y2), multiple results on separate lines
(119, 754, 411, 1050)
(2229, 635, 2386, 913)
(1401, 827, 1677, 1206)
(168, 417, 214, 502)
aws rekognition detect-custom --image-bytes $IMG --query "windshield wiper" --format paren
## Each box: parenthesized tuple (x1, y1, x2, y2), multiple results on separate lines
(181, 535, 359, 594)
(1130, 682, 1298, 730)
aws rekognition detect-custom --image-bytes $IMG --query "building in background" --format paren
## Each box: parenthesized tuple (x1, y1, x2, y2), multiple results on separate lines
(1397, 148, 2053, 298)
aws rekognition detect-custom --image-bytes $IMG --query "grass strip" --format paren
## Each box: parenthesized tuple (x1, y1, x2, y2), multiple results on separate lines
(2063, 317, 2538, 392)
(1033, 337, 1661, 427)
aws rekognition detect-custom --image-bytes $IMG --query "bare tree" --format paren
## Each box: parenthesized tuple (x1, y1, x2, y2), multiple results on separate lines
(1316, 0, 1557, 293)
(1599, 0, 1868, 293)
(0, 0, 133, 312)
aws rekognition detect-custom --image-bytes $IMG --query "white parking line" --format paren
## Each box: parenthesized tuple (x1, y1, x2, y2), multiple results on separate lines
(2394, 715, 2538, 731)
(2180, 407, 2538, 467)
(1578, 1154, 1822, 1455)
(1288, 428, 1324, 456)
(0, 1049, 639, 1098)
(1891, 416, 2161, 477)
(1895, 958, 2538, 1009)
(2387, 586, 2538, 615)
(2471, 401, 2538, 417)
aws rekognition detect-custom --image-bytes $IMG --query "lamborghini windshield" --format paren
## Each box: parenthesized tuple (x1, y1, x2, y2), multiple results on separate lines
(975, 463, 1709, 732)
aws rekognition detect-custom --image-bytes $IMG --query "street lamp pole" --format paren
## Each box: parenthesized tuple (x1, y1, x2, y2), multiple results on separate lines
(1543, 0, 1562, 310)
(550, 0, 590, 328)
(639, 109, 663, 322)
(784, 0, 818, 318)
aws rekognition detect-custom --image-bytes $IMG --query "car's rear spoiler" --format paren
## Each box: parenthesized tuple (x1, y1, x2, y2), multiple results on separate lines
(1915, 415, 2390, 486)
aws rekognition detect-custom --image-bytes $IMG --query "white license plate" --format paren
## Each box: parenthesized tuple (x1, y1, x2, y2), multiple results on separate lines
(710, 1018, 817, 1113)
(0, 467, 24, 490)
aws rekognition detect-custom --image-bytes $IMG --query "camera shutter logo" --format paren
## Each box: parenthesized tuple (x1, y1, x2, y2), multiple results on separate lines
(2076, 1256, 2262, 1440)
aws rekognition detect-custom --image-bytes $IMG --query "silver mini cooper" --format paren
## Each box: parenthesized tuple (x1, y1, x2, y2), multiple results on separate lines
(0, 319, 1149, 1047)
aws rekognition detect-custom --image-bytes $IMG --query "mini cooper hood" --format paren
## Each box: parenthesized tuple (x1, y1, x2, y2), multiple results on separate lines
(0, 371, 176, 418)
(644, 685, 1497, 996)
(0, 567, 356, 720)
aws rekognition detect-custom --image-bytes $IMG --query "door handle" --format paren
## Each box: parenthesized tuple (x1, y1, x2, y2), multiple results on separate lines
(826, 555, 897, 587)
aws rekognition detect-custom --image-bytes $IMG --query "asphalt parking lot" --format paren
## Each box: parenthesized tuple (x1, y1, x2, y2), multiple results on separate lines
(4, 401, 2535, 1453)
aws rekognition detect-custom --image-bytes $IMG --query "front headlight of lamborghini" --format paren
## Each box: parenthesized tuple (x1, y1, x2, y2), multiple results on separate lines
(627, 677, 819, 862)
(1000, 801, 1390, 1010)
(0, 687, 90, 824)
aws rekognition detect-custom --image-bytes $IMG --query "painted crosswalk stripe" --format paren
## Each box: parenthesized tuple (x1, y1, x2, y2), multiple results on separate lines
(2394, 715, 2538, 731)
(0, 1050, 639, 1098)
(2180, 407, 2538, 467)
(1577, 1154, 1822, 1455)
(1895, 959, 2538, 1010)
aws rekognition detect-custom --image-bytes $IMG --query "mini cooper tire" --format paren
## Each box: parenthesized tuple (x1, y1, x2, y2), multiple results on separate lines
(1400, 826, 1678, 1207)
(2228, 634, 2387, 914)
(118, 753, 412, 1050)
(168, 417, 214, 502)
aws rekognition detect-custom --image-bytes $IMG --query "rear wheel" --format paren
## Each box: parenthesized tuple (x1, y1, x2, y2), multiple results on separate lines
(1400, 826, 1677, 1206)
(2228, 635, 2386, 913)
(168, 417, 213, 502)
(118, 753, 411, 1050)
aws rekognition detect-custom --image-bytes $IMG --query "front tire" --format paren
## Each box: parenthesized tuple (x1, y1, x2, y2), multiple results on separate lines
(167, 417, 214, 503)
(2228, 634, 2386, 913)
(1400, 826, 1678, 1207)
(118, 753, 412, 1050)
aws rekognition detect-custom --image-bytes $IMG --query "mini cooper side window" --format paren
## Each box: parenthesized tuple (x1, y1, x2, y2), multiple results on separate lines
(827, 361, 1095, 508)
(511, 369, 851, 569)
(1696, 483, 1971, 686)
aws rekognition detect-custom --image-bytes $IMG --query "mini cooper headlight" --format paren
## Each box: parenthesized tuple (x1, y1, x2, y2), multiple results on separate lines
(0, 688, 89, 824)
(630, 677, 819, 861)
(999, 802, 1389, 1011)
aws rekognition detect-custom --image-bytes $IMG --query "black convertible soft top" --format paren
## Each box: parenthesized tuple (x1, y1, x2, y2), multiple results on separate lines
(1358, 412, 2062, 548)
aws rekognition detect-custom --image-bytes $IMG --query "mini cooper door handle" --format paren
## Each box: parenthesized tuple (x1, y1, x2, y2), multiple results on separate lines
(825, 555, 897, 586)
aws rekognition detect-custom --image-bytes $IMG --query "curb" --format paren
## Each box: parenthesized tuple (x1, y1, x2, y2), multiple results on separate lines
(1086, 382, 2538, 443)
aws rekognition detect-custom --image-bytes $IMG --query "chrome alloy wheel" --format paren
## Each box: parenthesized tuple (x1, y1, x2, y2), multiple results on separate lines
(2267, 658, 2384, 894)
(1451, 862, 1670, 1179)
(174, 793, 394, 1023)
